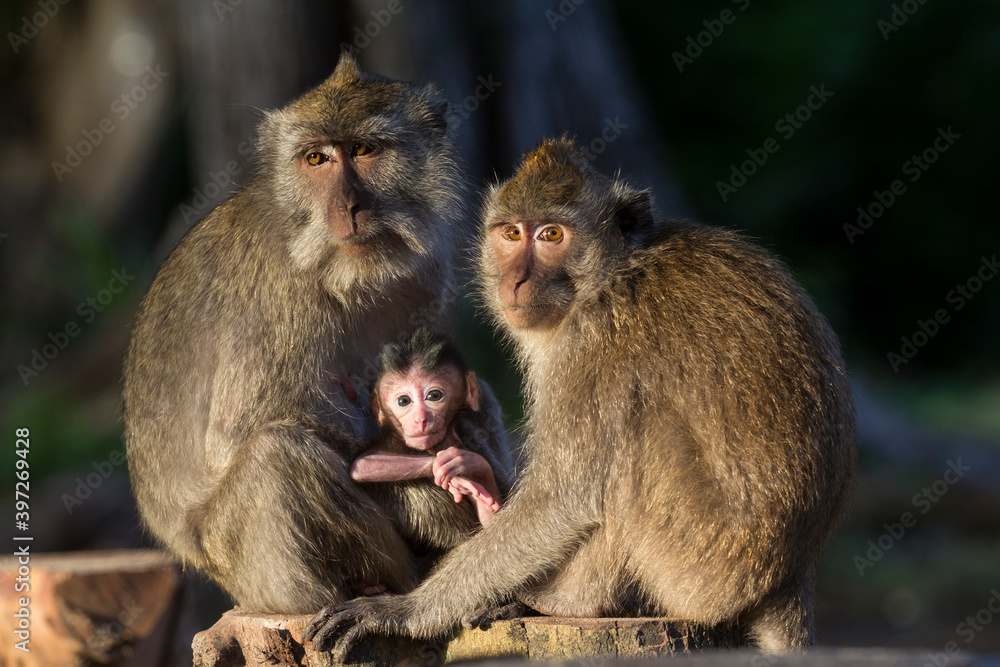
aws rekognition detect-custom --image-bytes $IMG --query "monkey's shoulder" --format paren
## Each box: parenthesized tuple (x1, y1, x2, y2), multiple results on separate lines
(612, 223, 806, 308)
(591, 221, 838, 360)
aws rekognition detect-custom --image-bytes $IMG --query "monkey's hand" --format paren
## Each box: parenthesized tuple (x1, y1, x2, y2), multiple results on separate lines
(463, 600, 532, 630)
(444, 476, 501, 525)
(303, 595, 413, 661)
(433, 447, 501, 503)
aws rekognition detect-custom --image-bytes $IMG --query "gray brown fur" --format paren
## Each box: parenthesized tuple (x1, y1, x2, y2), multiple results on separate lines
(122, 55, 511, 613)
(305, 137, 854, 655)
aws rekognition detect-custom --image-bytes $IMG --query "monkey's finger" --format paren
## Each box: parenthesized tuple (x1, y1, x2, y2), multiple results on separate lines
(454, 476, 495, 504)
(334, 623, 374, 663)
(463, 601, 530, 630)
(443, 481, 462, 503)
(303, 605, 338, 643)
(435, 460, 467, 485)
(310, 616, 356, 653)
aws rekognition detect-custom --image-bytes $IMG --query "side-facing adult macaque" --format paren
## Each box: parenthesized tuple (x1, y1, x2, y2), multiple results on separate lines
(353, 329, 507, 535)
(123, 54, 511, 613)
(305, 137, 855, 655)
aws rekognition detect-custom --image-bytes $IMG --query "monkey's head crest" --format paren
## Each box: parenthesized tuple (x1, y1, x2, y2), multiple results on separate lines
(489, 136, 655, 248)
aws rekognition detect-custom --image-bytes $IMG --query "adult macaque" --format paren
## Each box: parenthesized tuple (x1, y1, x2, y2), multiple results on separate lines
(305, 137, 855, 654)
(353, 329, 507, 532)
(123, 55, 511, 613)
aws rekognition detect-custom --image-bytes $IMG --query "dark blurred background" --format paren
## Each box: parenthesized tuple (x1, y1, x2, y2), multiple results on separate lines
(1, 0, 997, 658)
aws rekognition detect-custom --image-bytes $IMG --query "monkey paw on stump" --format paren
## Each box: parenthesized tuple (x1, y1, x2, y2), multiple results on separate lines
(192, 611, 745, 666)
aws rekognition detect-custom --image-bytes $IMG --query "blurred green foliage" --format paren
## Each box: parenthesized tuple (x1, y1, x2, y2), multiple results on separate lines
(614, 0, 1000, 423)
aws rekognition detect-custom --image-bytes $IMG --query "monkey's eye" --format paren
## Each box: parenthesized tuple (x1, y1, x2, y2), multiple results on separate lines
(538, 226, 564, 243)
(426, 389, 444, 402)
(501, 225, 522, 241)
(396, 395, 412, 407)
(351, 143, 375, 157)
(306, 152, 329, 166)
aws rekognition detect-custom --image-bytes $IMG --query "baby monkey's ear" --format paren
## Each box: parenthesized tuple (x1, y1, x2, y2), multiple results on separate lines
(465, 372, 481, 412)
(371, 388, 388, 425)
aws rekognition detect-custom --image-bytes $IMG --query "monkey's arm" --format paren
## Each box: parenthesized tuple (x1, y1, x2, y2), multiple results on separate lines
(350, 450, 434, 482)
(304, 458, 599, 659)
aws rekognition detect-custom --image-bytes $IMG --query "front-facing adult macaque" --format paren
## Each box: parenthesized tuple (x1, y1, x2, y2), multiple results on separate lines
(353, 330, 506, 530)
(122, 54, 514, 613)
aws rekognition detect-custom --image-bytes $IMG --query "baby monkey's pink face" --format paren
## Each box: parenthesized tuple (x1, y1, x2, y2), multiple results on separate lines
(376, 365, 477, 451)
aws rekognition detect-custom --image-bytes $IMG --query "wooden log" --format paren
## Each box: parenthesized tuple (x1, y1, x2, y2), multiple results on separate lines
(445, 616, 745, 661)
(193, 609, 984, 667)
(192, 610, 744, 666)
(192, 609, 439, 667)
(0, 549, 184, 667)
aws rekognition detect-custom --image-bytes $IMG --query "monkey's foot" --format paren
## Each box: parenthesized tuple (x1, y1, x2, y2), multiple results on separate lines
(462, 600, 532, 630)
(303, 595, 409, 662)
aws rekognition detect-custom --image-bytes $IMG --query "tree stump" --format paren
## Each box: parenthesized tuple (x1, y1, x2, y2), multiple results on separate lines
(0, 549, 184, 667)
(192, 610, 744, 666)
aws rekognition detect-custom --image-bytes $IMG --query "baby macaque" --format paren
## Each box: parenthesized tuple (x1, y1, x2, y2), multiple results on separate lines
(352, 330, 504, 528)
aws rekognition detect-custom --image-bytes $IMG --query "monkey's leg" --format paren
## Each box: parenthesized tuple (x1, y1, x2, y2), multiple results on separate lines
(200, 424, 417, 613)
(741, 570, 816, 651)
(516, 525, 626, 616)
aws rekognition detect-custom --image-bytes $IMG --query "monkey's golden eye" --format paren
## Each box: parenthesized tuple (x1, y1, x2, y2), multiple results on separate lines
(306, 152, 328, 166)
(538, 226, 563, 242)
(501, 226, 522, 241)
(396, 395, 412, 407)
(426, 389, 444, 402)
(351, 143, 374, 157)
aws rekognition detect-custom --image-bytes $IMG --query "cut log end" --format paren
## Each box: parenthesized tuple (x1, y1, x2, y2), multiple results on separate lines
(0, 549, 184, 667)
(192, 610, 745, 667)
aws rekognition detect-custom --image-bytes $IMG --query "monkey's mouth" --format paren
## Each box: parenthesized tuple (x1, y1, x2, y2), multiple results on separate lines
(404, 430, 447, 451)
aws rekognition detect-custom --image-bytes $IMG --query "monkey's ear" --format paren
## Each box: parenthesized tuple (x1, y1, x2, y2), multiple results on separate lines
(372, 391, 388, 425)
(615, 191, 654, 242)
(421, 83, 450, 137)
(465, 372, 481, 412)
